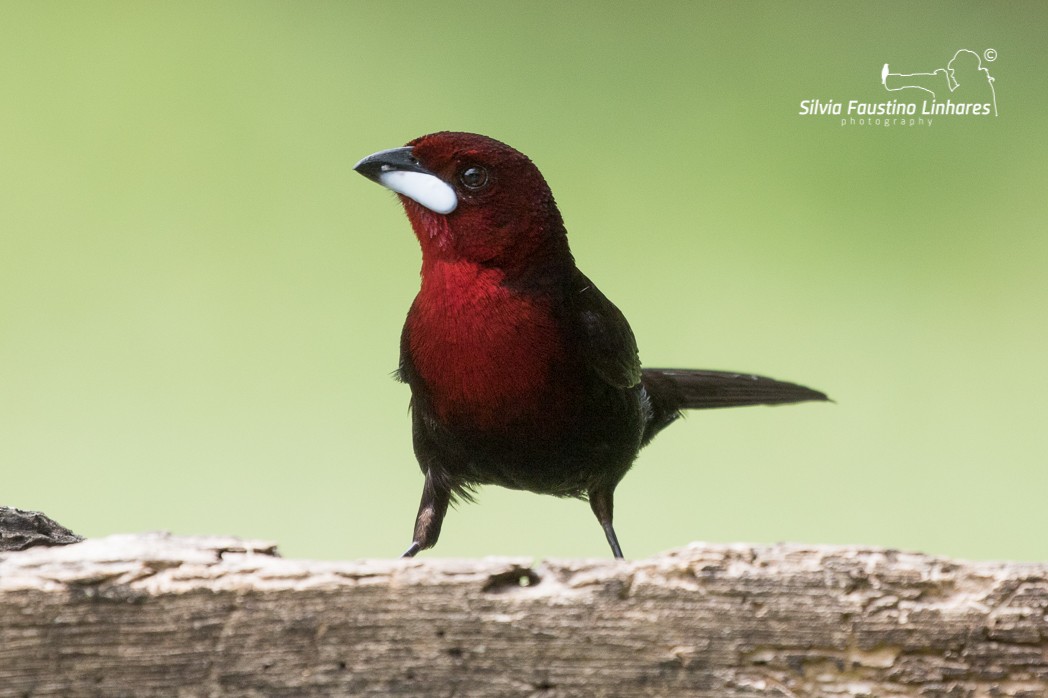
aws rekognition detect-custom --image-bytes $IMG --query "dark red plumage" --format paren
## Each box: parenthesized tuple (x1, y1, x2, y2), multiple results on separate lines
(355, 132, 827, 558)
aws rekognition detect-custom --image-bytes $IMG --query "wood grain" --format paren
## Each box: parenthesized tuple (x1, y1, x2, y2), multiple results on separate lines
(1, 533, 1046, 696)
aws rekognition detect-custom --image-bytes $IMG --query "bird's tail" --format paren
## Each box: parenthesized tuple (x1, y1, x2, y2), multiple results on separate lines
(640, 368, 829, 443)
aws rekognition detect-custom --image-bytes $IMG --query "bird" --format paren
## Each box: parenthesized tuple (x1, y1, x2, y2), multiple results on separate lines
(354, 132, 827, 558)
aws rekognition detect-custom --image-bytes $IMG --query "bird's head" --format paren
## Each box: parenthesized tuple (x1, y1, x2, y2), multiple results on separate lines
(355, 132, 568, 271)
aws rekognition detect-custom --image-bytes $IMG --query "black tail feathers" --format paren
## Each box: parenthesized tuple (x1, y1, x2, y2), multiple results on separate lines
(640, 368, 829, 443)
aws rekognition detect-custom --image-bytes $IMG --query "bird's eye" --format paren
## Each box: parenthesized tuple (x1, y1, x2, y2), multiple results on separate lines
(459, 166, 489, 190)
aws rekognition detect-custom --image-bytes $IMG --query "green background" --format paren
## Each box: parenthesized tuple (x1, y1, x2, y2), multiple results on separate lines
(3, 2, 1046, 562)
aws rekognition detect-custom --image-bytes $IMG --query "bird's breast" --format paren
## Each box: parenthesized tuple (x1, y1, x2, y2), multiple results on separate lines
(407, 260, 575, 433)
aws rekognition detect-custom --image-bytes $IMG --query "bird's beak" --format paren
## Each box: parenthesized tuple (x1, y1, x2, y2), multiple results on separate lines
(354, 146, 458, 215)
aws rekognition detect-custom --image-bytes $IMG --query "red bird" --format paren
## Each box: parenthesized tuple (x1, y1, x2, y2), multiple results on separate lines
(355, 132, 827, 558)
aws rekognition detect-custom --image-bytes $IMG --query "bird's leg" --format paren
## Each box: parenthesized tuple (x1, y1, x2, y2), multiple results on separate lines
(589, 487, 624, 559)
(401, 472, 450, 558)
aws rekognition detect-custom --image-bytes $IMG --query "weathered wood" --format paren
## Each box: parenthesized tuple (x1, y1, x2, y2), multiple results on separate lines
(1, 533, 1046, 697)
(0, 507, 83, 552)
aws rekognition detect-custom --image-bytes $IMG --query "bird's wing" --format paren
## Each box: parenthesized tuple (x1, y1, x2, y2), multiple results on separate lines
(572, 269, 642, 389)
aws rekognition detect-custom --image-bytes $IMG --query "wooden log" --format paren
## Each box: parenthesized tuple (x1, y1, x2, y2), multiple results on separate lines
(1, 532, 1046, 696)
